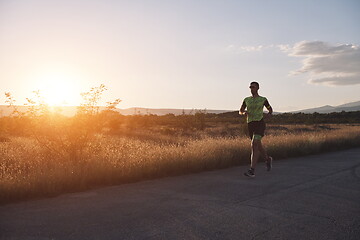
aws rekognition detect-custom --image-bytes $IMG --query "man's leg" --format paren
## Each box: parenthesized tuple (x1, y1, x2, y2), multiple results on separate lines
(258, 140, 269, 160)
(251, 138, 261, 169)
(257, 138, 272, 171)
(244, 135, 261, 177)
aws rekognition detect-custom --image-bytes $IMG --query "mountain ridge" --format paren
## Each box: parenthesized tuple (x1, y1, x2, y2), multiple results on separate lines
(0, 106, 232, 117)
(291, 100, 360, 113)
(0, 100, 359, 116)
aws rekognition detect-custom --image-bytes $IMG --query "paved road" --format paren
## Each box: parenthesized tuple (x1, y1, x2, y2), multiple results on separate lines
(1, 149, 360, 240)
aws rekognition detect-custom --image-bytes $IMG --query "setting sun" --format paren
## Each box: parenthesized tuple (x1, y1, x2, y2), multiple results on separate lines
(36, 74, 82, 106)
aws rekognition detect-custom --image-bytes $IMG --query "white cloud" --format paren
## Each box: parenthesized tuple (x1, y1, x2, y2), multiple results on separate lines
(277, 44, 291, 52)
(226, 44, 264, 53)
(227, 44, 285, 53)
(309, 75, 360, 86)
(283, 41, 360, 86)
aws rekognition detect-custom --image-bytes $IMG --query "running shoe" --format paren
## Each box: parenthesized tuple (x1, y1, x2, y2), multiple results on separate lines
(244, 168, 255, 178)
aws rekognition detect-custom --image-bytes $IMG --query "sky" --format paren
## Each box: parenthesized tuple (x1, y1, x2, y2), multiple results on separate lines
(1, 0, 360, 112)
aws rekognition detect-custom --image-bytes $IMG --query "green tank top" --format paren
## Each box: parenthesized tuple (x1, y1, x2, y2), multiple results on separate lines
(242, 96, 270, 123)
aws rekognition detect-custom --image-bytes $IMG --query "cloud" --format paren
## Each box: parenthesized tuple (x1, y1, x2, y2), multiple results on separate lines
(226, 44, 264, 53)
(283, 41, 360, 86)
(310, 75, 360, 86)
(226, 44, 285, 53)
(277, 44, 291, 52)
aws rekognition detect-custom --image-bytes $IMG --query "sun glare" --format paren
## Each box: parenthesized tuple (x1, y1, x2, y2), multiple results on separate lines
(36, 74, 82, 106)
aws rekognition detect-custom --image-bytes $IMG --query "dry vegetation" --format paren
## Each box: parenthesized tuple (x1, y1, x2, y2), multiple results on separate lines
(1, 87, 360, 204)
(1, 122, 360, 205)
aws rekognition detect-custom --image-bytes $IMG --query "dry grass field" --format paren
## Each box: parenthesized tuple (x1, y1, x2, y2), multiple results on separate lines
(1, 120, 360, 205)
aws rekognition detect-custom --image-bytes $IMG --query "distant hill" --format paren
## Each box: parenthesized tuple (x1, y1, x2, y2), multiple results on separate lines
(118, 108, 231, 116)
(293, 100, 360, 114)
(0, 105, 79, 117)
(0, 105, 232, 117)
(1, 100, 359, 117)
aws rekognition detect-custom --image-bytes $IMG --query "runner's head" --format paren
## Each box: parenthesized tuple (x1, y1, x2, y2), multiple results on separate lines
(249, 81, 259, 94)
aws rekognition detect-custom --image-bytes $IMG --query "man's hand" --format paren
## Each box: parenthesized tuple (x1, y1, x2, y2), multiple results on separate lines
(239, 110, 248, 116)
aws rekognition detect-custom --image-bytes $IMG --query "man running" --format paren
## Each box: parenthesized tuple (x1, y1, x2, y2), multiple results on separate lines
(239, 81, 273, 177)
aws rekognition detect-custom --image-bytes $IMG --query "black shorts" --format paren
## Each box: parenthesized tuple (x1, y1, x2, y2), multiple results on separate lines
(248, 119, 266, 140)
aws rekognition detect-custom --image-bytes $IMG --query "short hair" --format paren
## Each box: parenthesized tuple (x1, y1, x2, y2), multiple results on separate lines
(250, 81, 259, 88)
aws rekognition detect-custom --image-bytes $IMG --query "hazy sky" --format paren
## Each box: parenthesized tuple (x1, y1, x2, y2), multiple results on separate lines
(1, 0, 360, 111)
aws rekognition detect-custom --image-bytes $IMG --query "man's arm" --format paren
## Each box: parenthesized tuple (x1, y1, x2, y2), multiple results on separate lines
(264, 99, 273, 115)
(239, 101, 247, 115)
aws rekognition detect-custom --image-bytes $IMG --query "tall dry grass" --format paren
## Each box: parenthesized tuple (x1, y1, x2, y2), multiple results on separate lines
(1, 124, 360, 204)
